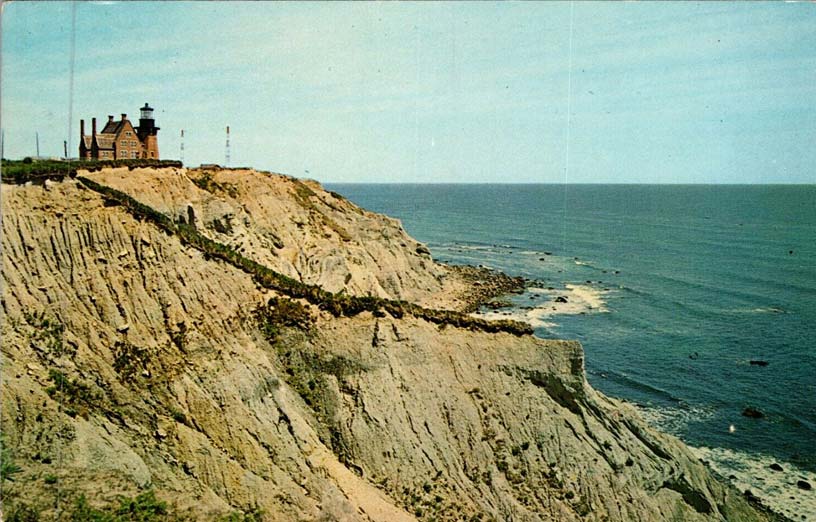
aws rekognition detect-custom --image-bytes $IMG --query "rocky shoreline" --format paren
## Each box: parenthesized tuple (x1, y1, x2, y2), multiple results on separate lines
(444, 263, 526, 312)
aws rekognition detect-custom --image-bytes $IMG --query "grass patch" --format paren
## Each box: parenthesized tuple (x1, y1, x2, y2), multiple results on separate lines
(3, 502, 41, 521)
(46, 369, 99, 417)
(1, 158, 181, 185)
(70, 490, 168, 521)
(1, 435, 22, 482)
(190, 170, 239, 198)
(24, 312, 70, 358)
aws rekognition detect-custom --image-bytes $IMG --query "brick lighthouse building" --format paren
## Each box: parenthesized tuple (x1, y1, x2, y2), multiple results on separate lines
(79, 103, 160, 160)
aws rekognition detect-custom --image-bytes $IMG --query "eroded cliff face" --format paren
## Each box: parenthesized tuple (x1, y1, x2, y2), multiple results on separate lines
(79, 167, 467, 309)
(0, 174, 775, 521)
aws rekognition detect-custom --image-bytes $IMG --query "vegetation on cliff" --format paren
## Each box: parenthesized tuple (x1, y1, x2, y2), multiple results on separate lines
(1, 159, 183, 185)
(74, 175, 533, 336)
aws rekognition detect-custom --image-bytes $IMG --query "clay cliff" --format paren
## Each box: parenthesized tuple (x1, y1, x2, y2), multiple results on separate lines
(80, 167, 482, 310)
(1, 168, 779, 521)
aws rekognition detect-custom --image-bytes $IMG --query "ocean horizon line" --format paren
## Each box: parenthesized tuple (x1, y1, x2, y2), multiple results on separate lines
(322, 181, 816, 186)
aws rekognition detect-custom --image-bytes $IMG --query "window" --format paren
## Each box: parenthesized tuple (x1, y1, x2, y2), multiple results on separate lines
(149, 152, 154, 158)
(126, 131, 132, 137)
(131, 151, 137, 158)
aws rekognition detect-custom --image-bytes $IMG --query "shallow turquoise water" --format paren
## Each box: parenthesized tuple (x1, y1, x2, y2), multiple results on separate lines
(328, 184, 816, 477)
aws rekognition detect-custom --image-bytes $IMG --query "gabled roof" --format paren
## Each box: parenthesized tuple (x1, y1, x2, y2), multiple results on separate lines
(100, 120, 124, 135)
(95, 135, 115, 150)
(80, 134, 115, 150)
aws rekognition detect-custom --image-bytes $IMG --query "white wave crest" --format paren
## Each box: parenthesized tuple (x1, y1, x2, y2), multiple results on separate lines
(691, 446, 816, 520)
(473, 284, 610, 328)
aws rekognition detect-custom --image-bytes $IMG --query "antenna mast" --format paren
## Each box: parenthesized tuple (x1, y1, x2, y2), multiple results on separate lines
(180, 129, 185, 164)
(225, 125, 230, 167)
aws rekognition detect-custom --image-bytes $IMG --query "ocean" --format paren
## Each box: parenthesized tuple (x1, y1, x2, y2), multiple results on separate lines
(327, 183, 816, 518)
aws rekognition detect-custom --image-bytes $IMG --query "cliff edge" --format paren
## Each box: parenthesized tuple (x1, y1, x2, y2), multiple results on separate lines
(0, 169, 779, 521)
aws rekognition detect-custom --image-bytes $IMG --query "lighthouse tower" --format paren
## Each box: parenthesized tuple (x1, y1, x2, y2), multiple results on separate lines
(136, 103, 160, 159)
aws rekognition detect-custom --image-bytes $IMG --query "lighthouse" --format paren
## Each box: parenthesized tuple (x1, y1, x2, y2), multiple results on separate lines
(135, 103, 160, 159)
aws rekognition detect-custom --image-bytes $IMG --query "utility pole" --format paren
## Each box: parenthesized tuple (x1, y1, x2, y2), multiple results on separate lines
(36, 132, 40, 158)
(225, 125, 230, 167)
(180, 129, 185, 164)
(64, 140, 68, 159)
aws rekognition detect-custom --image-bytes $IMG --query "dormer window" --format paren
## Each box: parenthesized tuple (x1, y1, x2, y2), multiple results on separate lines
(126, 131, 132, 137)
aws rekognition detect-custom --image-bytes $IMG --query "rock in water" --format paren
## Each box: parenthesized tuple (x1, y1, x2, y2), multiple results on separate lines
(742, 407, 765, 419)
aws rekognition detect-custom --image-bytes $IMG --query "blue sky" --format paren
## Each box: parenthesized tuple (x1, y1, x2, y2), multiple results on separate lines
(2, 1, 815, 183)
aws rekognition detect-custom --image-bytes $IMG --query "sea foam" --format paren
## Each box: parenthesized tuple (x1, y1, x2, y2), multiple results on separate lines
(474, 284, 610, 329)
(691, 446, 816, 520)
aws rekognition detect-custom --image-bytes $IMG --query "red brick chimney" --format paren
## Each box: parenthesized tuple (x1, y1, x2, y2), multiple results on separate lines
(121, 113, 127, 121)
(108, 115, 114, 123)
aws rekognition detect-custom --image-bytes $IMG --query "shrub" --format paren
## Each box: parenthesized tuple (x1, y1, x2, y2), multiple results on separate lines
(115, 490, 167, 518)
(190, 170, 239, 198)
(113, 340, 151, 382)
(1, 435, 22, 481)
(5, 502, 40, 522)
(254, 297, 314, 342)
(23, 312, 68, 356)
(70, 490, 168, 521)
(45, 369, 98, 417)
